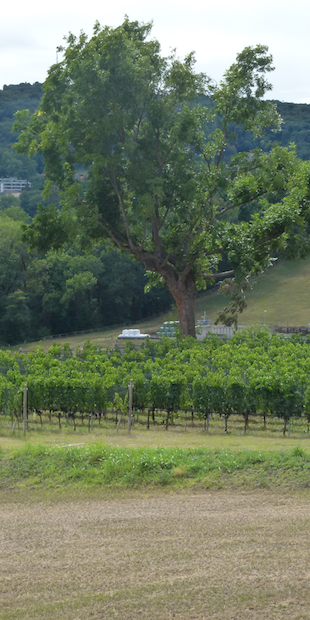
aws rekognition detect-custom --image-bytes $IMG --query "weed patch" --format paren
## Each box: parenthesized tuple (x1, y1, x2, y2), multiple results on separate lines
(2, 444, 310, 492)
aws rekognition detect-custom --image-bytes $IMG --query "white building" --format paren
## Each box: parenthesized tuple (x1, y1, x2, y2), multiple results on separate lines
(0, 178, 31, 195)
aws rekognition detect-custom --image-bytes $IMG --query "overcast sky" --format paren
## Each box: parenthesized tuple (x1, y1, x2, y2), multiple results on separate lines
(1, 0, 309, 103)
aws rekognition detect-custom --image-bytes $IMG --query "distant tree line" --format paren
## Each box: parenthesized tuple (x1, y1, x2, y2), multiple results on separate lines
(0, 204, 172, 345)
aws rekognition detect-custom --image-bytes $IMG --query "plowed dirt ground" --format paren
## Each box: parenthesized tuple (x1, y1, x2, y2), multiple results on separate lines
(1, 490, 310, 619)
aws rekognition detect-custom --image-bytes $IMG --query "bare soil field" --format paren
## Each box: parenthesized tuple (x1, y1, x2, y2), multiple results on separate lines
(1, 490, 310, 619)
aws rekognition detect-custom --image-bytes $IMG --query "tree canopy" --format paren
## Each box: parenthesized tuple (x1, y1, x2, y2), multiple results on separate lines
(14, 18, 310, 336)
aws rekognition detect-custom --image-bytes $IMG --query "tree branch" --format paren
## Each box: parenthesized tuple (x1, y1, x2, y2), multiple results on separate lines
(99, 218, 129, 251)
(216, 122, 228, 168)
(203, 269, 234, 281)
(139, 218, 147, 252)
(217, 190, 268, 217)
(108, 168, 135, 251)
(134, 107, 146, 139)
(160, 209, 203, 270)
(158, 192, 175, 231)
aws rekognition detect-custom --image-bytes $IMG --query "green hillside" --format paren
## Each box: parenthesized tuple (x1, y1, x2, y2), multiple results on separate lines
(196, 257, 310, 326)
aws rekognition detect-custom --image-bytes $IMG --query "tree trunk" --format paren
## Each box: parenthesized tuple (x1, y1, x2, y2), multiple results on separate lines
(224, 415, 228, 433)
(141, 251, 197, 337)
(244, 411, 249, 434)
(164, 271, 197, 338)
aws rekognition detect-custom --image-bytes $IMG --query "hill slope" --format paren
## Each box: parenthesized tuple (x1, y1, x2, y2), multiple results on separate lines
(196, 257, 310, 326)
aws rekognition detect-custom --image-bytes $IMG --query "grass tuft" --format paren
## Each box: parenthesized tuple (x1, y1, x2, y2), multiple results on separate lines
(172, 466, 188, 478)
(292, 445, 305, 457)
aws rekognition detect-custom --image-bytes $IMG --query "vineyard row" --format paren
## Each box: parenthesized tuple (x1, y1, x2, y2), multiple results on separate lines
(1, 328, 310, 436)
(1, 377, 309, 436)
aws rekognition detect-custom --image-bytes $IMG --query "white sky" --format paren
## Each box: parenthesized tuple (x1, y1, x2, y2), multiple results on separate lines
(1, 0, 309, 103)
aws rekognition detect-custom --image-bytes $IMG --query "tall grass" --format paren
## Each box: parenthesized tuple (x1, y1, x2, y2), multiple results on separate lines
(2, 443, 310, 491)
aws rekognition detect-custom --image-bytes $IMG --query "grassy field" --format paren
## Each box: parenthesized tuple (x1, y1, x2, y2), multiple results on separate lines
(2, 429, 310, 619)
(2, 407, 310, 451)
(2, 441, 310, 493)
(2, 424, 310, 493)
(196, 256, 310, 326)
(1, 482, 310, 619)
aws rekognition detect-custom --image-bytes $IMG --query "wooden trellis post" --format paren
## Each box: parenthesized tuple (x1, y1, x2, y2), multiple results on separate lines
(23, 384, 28, 436)
(128, 379, 134, 433)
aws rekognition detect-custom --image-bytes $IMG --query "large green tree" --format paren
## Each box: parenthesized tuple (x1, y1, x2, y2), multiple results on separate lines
(14, 18, 310, 336)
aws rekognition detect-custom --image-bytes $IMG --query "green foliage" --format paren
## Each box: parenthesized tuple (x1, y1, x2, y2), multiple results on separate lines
(1, 327, 310, 431)
(0, 83, 43, 187)
(0, 207, 172, 344)
(14, 19, 310, 336)
(2, 443, 310, 489)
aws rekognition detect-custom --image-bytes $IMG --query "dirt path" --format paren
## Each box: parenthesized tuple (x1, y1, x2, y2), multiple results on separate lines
(1, 490, 310, 619)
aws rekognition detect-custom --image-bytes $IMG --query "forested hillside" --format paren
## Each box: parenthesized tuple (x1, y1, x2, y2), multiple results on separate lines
(273, 101, 310, 160)
(0, 207, 172, 345)
(1, 84, 310, 197)
(1, 83, 310, 219)
(232, 100, 310, 161)
(0, 83, 44, 217)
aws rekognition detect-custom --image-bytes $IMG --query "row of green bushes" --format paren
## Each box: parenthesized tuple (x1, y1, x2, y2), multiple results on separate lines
(1, 374, 309, 435)
(2, 328, 310, 435)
